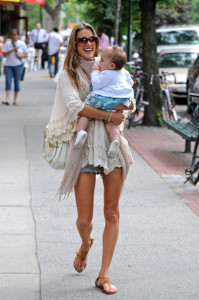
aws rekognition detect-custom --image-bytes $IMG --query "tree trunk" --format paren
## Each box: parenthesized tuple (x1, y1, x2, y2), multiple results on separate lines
(43, 0, 64, 28)
(114, 0, 121, 44)
(139, 0, 162, 126)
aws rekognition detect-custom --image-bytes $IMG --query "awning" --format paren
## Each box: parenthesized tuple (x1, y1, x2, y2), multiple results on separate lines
(0, 0, 20, 2)
(24, 0, 45, 5)
(0, 0, 45, 4)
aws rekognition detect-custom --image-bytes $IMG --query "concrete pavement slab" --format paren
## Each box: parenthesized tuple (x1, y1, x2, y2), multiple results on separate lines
(0, 274, 40, 300)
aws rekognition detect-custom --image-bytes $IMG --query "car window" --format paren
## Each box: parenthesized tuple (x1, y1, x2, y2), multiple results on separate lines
(159, 53, 198, 68)
(157, 30, 199, 45)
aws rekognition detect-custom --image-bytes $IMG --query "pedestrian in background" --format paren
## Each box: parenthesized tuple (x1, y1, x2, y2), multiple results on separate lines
(47, 27, 63, 78)
(0, 35, 5, 75)
(97, 27, 110, 51)
(30, 23, 48, 69)
(2, 29, 28, 106)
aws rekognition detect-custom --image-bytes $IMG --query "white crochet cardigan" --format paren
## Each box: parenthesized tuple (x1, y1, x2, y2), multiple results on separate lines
(46, 57, 134, 197)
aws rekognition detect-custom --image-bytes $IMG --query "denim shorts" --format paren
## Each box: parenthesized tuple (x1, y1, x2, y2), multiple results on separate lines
(80, 164, 104, 175)
(5, 64, 23, 92)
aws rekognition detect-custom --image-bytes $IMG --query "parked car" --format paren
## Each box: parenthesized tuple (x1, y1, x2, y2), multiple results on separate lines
(159, 49, 198, 100)
(187, 53, 199, 106)
(156, 25, 199, 53)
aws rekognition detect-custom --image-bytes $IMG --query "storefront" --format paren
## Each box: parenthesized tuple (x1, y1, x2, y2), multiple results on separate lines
(0, 0, 45, 37)
(0, 0, 22, 36)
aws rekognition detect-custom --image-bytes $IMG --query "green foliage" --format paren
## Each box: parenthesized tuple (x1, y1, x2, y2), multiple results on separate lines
(75, 0, 117, 36)
(22, 3, 41, 31)
(61, 0, 86, 27)
(157, 109, 164, 127)
(156, 0, 193, 26)
(189, 0, 199, 23)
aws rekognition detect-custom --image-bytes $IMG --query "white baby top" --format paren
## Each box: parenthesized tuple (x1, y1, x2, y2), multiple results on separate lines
(91, 68, 134, 98)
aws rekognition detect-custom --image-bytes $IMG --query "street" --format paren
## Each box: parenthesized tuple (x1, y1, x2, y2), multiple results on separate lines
(0, 69, 199, 300)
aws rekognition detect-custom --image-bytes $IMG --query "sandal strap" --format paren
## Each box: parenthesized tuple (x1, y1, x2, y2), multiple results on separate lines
(96, 276, 112, 285)
(76, 248, 89, 261)
(76, 238, 94, 261)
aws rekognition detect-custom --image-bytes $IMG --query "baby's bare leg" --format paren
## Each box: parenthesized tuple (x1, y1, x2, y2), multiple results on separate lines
(76, 116, 89, 133)
(105, 122, 120, 159)
(74, 116, 89, 149)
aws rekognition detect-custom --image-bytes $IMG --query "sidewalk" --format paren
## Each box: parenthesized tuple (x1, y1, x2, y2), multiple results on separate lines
(0, 70, 199, 300)
(124, 126, 199, 216)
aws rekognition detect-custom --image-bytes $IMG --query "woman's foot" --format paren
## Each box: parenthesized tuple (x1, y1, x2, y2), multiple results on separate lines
(95, 276, 117, 294)
(2, 101, 9, 105)
(73, 237, 94, 273)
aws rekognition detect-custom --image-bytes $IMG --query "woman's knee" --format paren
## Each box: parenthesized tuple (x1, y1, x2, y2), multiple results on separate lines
(104, 208, 119, 224)
(76, 217, 93, 229)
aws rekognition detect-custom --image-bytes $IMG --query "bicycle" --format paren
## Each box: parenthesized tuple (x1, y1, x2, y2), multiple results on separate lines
(150, 70, 178, 122)
(126, 62, 149, 128)
(185, 102, 199, 185)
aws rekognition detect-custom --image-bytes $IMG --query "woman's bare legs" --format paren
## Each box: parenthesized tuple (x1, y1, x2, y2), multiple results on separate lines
(96, 167, 122, 293)
(14, 91, 19, 105)
(4, 90, 11, 104)
(73, 172, 96, 272)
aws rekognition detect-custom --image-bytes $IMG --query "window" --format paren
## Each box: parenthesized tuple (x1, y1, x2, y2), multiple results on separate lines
(159, 53, 198, 68)
(157, 30, 199, 45)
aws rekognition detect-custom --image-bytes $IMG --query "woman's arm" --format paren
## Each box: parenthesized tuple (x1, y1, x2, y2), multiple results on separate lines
(114, 101, 135, 111)
(3, 46, 18, 57)
(78, 104, 125, 125)
(16, 52, 28, 59)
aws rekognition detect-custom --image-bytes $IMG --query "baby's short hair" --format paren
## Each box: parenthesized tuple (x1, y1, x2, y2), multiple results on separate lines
(104, 46, 127, 70)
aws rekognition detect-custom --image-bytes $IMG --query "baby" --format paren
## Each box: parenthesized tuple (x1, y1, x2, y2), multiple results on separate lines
(74, 45, 135, 159)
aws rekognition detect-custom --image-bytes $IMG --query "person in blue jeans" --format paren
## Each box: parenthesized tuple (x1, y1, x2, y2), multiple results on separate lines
(47, 27, 63, 78)
(2, 29, 28, 105)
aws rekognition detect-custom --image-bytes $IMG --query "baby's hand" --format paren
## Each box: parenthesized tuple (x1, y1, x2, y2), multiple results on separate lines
(92, 65, 99, 71)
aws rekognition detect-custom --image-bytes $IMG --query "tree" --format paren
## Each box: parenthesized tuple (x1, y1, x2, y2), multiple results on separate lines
(114, 0, 121, 44)
(139, 0, 162, 126)
(43, 0, 66, 27)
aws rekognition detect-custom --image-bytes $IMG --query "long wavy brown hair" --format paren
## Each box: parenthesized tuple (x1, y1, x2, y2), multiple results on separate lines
(63, 22, 100, 89)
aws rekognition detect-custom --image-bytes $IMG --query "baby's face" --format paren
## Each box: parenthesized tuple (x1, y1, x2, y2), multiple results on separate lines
(99, 50, 114, 71)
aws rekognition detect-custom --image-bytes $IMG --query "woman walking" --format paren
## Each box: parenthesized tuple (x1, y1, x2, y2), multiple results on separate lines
(46, 22, 134, 294)
(2, 29, 28, 105)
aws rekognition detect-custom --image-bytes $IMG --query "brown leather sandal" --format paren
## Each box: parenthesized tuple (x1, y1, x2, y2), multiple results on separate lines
(95, 276, 117, 294)
(73, 237, 94, 273)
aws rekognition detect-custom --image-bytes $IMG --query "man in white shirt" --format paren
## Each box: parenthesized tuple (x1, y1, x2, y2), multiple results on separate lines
(47, 27, 63, 77)
(30, 23, 48, 69)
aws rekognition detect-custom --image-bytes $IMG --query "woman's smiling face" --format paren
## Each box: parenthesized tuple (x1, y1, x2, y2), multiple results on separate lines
(76, 29, 96, 60)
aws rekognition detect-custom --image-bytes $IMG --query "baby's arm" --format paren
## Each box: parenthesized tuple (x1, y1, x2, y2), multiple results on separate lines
(124, 68, 134, 86)
(91, 70, 112, 90)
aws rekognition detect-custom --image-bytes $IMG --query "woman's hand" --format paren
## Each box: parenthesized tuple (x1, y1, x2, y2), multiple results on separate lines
(111, 111, 125, 125)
